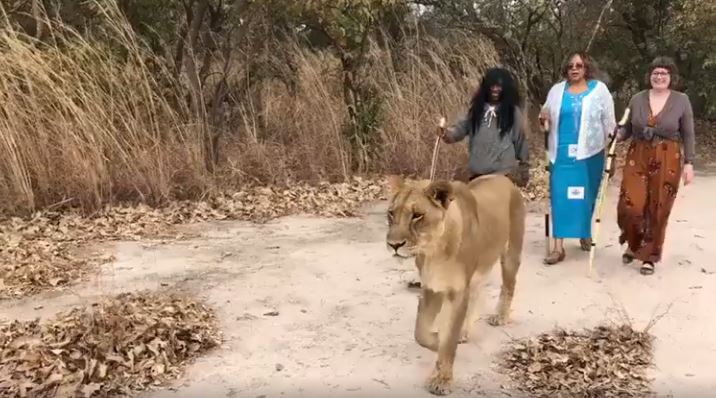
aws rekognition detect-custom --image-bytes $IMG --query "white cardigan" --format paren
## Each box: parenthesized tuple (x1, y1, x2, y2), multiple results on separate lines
(542, 80, 616, 163)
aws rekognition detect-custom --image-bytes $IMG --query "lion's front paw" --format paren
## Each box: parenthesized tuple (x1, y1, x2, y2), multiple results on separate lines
(425, 372, 452, 396)
(458, 329, 470, 344)
(486, 313, 508, 327)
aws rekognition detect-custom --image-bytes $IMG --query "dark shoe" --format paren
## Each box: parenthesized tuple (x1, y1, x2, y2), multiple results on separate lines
(622, 249, 635, 264)
(543, 248, 566, 265)
(640, 261, 655, 275)
(579, 238, 592, 251)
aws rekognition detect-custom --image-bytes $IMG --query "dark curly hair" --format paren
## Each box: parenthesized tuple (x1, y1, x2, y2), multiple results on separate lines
(560, 51, 598, 81)
(466, 67, 521, 138)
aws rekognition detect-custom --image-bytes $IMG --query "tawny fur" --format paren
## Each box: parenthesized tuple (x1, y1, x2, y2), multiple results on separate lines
(385, 174, 526, 396)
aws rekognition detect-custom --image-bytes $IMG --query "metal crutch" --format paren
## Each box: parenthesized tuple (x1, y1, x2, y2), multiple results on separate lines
(540, 116, 552, 258)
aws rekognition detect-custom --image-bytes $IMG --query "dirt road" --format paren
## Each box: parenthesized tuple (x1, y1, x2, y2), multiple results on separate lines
(2, 168, 714, 398)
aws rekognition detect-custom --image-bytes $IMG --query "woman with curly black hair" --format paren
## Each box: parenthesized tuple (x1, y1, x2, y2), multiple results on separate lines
(439, 67, 530, 186)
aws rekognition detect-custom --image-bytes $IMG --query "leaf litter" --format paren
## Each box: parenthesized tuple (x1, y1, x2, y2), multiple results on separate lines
(497, 323, 656, 397)
(0, 177, 386, 299)
(0, 290, 222, 397)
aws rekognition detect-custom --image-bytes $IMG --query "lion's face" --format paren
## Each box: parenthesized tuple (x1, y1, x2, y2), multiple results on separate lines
(385, 176, 454, 258)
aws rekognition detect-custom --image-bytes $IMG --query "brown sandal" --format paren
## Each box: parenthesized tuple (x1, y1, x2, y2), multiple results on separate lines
(543, 248, 566, 265)
(640, 262, 655, 275)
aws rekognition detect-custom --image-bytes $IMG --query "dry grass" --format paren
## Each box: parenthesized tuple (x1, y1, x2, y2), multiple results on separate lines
(0, 1, 502, 216)
(0, 3, 208, 215)
(221, 31, 501, 185)
(222, 46, 353, 185)
(369, 33, 500, 179)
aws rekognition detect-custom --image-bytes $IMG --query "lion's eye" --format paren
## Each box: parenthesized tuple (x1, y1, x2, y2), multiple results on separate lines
(387, 210, 394, 222)
(412, 212, 423, 221)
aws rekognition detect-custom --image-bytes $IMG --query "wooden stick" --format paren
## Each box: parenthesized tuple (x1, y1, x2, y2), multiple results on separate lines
(588, 107, 631, 275)
(430, 117, 446, 181)
(586, 0, 614, 52)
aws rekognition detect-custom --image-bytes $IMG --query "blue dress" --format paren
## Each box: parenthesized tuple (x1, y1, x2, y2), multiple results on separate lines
(550, 80, 605, 239)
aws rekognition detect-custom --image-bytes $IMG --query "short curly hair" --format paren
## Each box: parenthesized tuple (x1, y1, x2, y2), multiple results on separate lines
(646, 56, 680, 89)
(560, 51, 598, 81)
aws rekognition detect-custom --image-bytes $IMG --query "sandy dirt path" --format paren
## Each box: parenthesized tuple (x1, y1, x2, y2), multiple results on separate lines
(2, 168, 714, 398)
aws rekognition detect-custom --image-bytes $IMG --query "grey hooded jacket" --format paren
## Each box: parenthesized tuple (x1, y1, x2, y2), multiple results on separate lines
(443, 104, 529, 178)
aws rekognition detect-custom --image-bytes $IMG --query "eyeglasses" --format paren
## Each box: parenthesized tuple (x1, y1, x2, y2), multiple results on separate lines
(568, 63, 584, 70)
(651, 71, 670, 76)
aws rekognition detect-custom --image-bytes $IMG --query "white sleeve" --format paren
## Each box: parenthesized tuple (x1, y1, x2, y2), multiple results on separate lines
(600, 84, 617, 140)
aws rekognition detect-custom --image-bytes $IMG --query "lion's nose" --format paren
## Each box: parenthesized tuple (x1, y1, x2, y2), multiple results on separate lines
(388, 241, 406, 251)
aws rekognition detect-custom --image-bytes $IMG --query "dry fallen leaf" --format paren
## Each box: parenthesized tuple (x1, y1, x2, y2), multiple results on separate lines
(496, 324, 655, 398)
(0, 163, 573, 302)
(0, 177, 387, 300)
(0, 290, 222, 397)
(81, 382, 102, 397)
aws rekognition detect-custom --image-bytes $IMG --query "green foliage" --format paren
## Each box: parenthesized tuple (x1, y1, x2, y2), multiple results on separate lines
(670, 0, 716, 118)
(343, 83, 385, 170)
(269, 0, 402, 57)
(265, 0, 406, 169)
(417, 0, 715, 120)
(115, 0, 181, 52)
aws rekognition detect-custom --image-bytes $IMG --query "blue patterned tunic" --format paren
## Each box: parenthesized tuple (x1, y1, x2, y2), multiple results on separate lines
(550, 80, 605, 238)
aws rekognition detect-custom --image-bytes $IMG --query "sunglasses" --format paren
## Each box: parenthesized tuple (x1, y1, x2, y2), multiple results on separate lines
(568, 63, 584, 70)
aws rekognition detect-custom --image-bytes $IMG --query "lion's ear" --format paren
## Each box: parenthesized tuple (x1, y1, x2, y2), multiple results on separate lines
(386, 174, 405, 195)
(425, 181, 454, 209)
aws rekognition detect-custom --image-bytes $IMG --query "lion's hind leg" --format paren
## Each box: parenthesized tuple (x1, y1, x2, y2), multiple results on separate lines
(486, 251, 518, 326)
(488, 192, 525, 327)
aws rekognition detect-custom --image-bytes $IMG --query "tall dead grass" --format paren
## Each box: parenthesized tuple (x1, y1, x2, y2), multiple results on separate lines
(369, 33, 500, 178)
(224, 31, 501, 184)
(0, 2, 501, 216)
(222, 46, 353, 185)
(0, 3, 206, 215)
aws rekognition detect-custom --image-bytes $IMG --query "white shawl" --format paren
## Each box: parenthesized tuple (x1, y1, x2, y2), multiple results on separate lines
(542, 80, 616, 163)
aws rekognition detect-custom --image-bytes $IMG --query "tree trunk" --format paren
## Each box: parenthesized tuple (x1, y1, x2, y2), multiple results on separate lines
(183, 0, 209, 119)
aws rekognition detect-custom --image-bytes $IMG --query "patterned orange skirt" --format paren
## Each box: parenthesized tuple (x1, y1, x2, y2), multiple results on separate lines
(616, 138, 683, 263)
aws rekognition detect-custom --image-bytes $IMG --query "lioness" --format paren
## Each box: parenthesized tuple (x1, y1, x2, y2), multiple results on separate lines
(385, 174, 526, 395)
